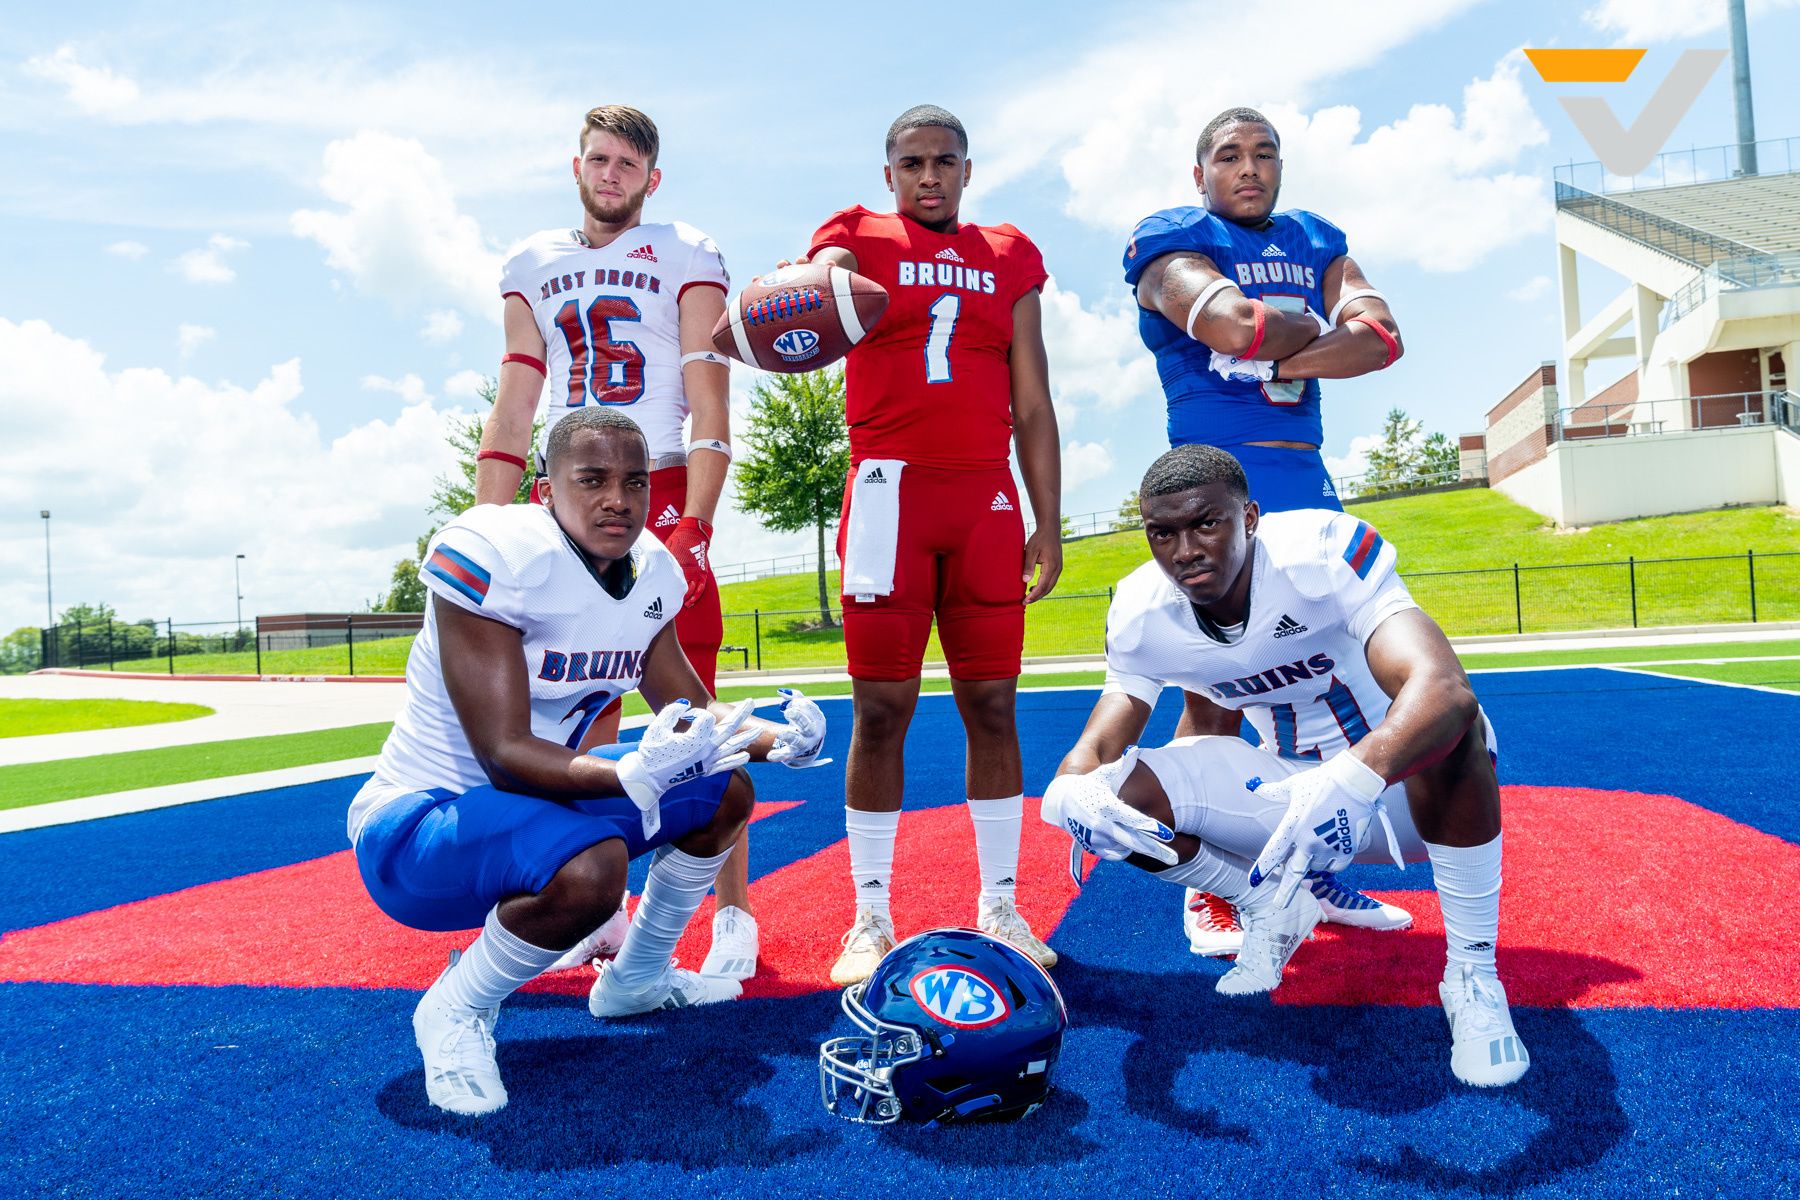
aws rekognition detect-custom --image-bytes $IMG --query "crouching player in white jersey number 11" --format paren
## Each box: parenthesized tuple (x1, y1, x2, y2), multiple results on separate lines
(346, 408, 830, 1117)
(1041, 444, 1528, 1088)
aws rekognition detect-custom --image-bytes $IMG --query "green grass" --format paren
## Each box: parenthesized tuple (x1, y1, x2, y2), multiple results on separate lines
(1633, 660, 1800, 692)
(0, 723, 393, 811)
(108, 636, 416, 677)
(1457, 638, 1800, 670)
(0, 698, 214, 738)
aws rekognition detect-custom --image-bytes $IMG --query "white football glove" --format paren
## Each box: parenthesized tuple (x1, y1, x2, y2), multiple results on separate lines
(766, 687, 831, 768)
(1041, 747, 1177, 886)
(609, 698, 757, 838)
(1208, 349, 1274, 384)
(1247, 752, 1403, 905)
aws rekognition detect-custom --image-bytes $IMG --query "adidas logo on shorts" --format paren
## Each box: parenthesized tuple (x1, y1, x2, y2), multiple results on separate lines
(654, 504, 680, 528)
(935, 247, 965, 263)
(643, 597, 664, 620)
(863, 467, 887, 484)
(990, 492, 1014, 511)
(1261, 244, 1286, 257)
(626, 243, 658, 262)
(1273, 614, 1308, 638)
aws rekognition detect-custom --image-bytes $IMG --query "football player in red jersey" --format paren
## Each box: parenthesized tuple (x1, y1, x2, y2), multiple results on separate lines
(474, 106, 758, 982)
(786, 105, 1064, 983)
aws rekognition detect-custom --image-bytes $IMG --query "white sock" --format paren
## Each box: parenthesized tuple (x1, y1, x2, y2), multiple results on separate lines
(967, 794, 1023, 901)
(1427, 833, 1502, 975)
(609, 845, 732, 990)
(846, 807, 899, 914)
(437, 906, 564, 1012)
(1153, 846, 1251, 903)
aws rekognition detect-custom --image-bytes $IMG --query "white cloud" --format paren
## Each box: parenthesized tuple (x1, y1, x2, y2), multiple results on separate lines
(444, 370, 488, 400)
(177, 324, 215, 359)
(1584, 0, 1800, 42)
(980, 3, 1547, 273)
(23, 45, 141, 112)
(106, 240, 149, 260)
(420, 309, 465, 342)
(0, 318, 474, 632)
(1507, 275, 1553, 302)
(292, 133, 502, 319)
(1038, 278, 1162, 416)
(362, 373, 433, 405)
(173, 233, 247, 284)
(1324, 432, 1385, 482)
(1062, 440, 1116, 489)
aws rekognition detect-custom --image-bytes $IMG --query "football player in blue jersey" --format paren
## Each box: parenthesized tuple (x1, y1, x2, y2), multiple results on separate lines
(1123, 107, 1410, 950)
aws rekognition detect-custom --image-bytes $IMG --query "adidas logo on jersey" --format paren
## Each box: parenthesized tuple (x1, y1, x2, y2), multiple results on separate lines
(990, 492, 1014, 511)
(626, 243, 658, 262)
(1273, 614, 1309, 638)
(654, 504, 680, 528)
(643, 597, 664, 620)
(1261, 244, 1286, 258)
(863, 467, 887, 484)
(934, 247, 965, 263)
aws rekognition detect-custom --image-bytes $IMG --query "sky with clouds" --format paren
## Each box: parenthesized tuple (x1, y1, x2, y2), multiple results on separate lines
(4, 0, 1798, 633)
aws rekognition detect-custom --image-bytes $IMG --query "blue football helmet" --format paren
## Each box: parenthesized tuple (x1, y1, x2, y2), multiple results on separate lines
(819, 927, 1067, 1125)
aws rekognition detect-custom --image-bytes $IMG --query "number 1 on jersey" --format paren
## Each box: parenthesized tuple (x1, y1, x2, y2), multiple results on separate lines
(924, 293, 960, 383)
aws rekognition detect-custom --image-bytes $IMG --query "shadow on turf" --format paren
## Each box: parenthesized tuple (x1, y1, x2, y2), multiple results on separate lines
(1059, 948, 1632, 1194)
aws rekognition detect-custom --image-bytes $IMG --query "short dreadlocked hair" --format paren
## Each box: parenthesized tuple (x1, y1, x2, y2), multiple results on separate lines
(1140, 444, 1249, 504)
(1195, 107, 1279, 163)
(885, 104, 968, 156)
(544, 406, 647, 472)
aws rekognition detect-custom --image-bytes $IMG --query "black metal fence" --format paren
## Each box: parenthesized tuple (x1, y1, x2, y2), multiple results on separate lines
(30, 550, 1799, 677)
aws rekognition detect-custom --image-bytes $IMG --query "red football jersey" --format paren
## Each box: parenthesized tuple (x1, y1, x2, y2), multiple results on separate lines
(809, 206, 1048, 470)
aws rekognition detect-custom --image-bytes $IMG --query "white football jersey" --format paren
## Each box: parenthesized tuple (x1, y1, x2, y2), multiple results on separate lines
(499, 222, 729, 460)
(346, 504, 684, 841)
(1103, 510, 1420, 761)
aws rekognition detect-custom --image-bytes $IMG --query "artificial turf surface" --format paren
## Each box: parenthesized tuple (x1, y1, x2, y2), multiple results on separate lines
(0, 697, 214, 737)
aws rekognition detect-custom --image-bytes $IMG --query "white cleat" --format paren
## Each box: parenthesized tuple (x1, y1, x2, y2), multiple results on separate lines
(588, 959, 742, 1018)
(700, 905, 759, 982)
(977, 895, 1058, 969)
(1440, 963, 1531, 1087)
(829, 907, 896, 987)
(1308, 873, 1413, 931)
(1184, 888, 1245, 958)
(546, 890, 632, 972)
(413, 957, 507, 1116)
(1216, 885, 1322, 996)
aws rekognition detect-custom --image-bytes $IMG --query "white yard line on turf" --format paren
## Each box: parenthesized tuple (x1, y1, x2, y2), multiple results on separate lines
(1599, 665, 1800, 698)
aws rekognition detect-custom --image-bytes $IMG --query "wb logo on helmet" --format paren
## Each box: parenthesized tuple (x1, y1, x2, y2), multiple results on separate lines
(909, 966, 1011, 1029)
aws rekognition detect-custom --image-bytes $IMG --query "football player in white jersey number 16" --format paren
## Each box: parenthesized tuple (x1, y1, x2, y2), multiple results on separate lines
(1041, 444, 1529, 1089)
(475, 105, 759, 982)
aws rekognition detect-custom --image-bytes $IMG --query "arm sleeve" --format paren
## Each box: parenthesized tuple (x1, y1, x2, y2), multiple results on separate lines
(680, 232, 730, 301)
(419, 525, 526, 630)
(1323, 512, 1420, 644)
(806, 207, 862, 261)
(1123, 211, 1213, 288)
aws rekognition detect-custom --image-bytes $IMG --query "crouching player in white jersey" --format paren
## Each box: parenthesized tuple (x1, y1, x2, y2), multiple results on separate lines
(347, 408, 830, 1116)
(1042, 445, 1528, 1087)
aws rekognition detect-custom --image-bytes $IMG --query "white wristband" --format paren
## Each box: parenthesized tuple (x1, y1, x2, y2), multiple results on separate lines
(680, 350, 730, 367)
(1324, 750, 1387, 800)
(1185, 278, 1238, 339)
(688, 438, 732, 463)
(1328, 289, 1388, 328)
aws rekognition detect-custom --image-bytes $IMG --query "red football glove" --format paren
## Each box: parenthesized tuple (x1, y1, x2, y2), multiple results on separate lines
(666, 516, 714, 608)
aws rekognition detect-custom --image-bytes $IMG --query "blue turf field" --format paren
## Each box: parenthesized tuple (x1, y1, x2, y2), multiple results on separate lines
(2, 668, 1796, 1199)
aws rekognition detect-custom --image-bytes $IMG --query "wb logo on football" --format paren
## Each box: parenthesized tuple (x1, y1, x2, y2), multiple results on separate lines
(909, 966, 1011, 1029)
(1524, 48, 1727, 177)
(772, 328, 821, 362)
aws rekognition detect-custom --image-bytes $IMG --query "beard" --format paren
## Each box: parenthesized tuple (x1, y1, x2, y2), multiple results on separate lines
(578, 177, 650, 226)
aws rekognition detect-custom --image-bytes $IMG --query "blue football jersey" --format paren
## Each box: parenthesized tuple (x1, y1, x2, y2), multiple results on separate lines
(1122, 207, 1348, 447)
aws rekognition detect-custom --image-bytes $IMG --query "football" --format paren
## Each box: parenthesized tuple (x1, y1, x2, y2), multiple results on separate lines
(712, 263, 888, 373)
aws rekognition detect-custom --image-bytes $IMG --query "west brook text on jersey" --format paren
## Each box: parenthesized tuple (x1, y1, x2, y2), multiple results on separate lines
(345, 504, 684, 841)
(1101, 509, 1418, 762)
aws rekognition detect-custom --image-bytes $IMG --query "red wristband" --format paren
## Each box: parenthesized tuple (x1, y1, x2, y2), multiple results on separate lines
(1242, 300, 1267, 360)
(501, 352, 547, 375)
(476, 449, 528, 470)
(1350, 316, 1399, 367)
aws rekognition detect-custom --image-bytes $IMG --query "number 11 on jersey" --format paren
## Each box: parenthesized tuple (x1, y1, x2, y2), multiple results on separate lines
(924, 293, 960, 383)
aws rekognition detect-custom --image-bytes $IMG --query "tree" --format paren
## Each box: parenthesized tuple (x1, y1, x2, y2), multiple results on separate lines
(1363, 407, 1425, 492)
(431, 377, 538, 520)
(0, 627, 41, 675)
(1419, 431, 1459, 481)
(1112, 487, 1142, 532)
(372, 530, 435, 613)
(733, 368, 851, 626)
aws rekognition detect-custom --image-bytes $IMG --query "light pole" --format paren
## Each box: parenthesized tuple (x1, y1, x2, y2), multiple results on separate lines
(40, 510, 52, 631)
(234, 554, 246, 635)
